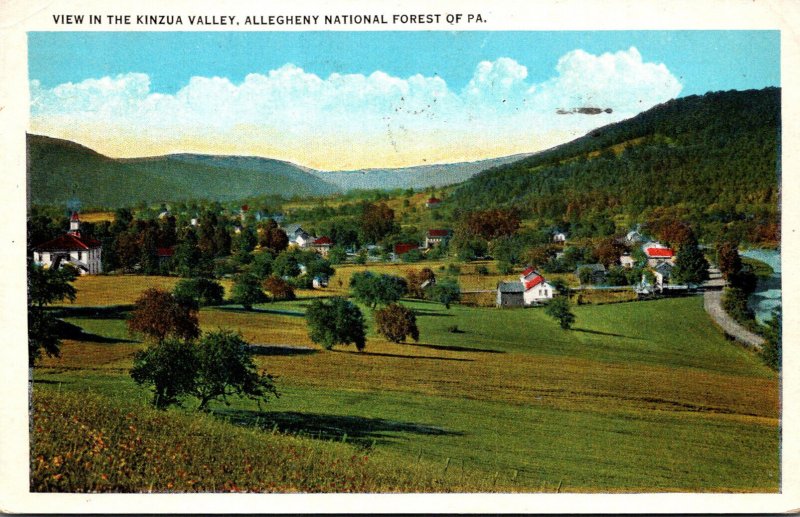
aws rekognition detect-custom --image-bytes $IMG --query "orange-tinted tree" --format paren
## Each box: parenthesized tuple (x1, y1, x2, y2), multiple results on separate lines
(375, 303, 419, 343)
(406, 268, 435, 299)
(359, 202, 397, 244)
(127, 288, 200, 343)
(264, 275, 296, 301)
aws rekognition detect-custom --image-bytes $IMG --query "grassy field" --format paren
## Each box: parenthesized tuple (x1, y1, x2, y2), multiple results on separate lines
(34, 269, 780, 492)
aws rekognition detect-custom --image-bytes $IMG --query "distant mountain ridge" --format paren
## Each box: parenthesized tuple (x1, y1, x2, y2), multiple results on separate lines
(27, 134, 533, 208)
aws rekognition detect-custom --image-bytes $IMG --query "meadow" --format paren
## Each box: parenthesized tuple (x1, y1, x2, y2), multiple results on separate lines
(34, 271, 780, 492)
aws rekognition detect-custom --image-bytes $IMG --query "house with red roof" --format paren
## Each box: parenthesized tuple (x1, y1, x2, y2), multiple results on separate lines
(642, 242, 676, 267)
(310, 236, 333, 257)
(32, 212, 102, 274)
(393, 242, 419, 257)
(425, 197, 442, 208)
(496, 268, 555, 307)
(424, 229, 452, 249)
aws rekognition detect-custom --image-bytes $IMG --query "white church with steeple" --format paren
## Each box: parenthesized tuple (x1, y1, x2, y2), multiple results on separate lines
(32, 211, 103, 274)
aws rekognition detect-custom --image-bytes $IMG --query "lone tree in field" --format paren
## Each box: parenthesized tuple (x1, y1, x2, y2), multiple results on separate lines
(27, 262, 77, 366)
(127, 288, 200, 343)
(192, 330, 279, 411)
(172, 277, 224, 309)
(130, 338, 198, 409)
(349, 271, 407, 308)
(264, 275, 296, 301)
(406, 268, 436, 299)
(306, 297, 366, 351)
(231, 273, 267, 310)
(545, 296, 576, 330)
(427, 278, 461, 309)
(375, 303, 419, 343)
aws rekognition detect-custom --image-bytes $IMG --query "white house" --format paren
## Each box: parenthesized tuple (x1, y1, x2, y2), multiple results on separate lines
(32, 212, 102, 275)
(552, 231, 568, 243)
(520, 267, 555, 305)
(620, 254, 636, 269)
(310, 236, 333, 256)
(283, 224, 313, 248)
(424, 229, 452, 249)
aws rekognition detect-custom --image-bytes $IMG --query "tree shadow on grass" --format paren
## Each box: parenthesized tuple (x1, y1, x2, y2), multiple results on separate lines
(403, 342, 505, 354)
(571, 327, 644, 340)
(331, 349, 474, 362)
(51, 305, 134, 320)
(217, 306, 305, 317)
(55, 319, 136, 344)
(412, 310, 454, 317)
(248, 344, 318, 356)
(213, 408, 463, 446)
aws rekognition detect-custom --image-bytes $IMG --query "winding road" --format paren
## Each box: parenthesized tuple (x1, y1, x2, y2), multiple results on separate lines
(702, 268, 765, 349)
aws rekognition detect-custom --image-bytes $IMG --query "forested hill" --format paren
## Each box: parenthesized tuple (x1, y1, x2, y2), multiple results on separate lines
(27, 135, 339, 208)
(448, 87, 780, 242)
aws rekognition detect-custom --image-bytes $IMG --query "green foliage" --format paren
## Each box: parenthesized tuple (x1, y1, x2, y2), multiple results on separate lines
(131, 338, 198, 409)
(448, 88, 780, 244)
(231, 273, 267, 310)
(671, 236, 710, 285)
(359, 202, 397, 244)
(172, 278, 224, 309)
(350, 271, 407, 308)
(193, 330, 279, 411)
(401, 249, 423, 263)
(248, 251, 274, 280)
(722, 287, 754, 325)
(127, 288, 200, 343)
(544, 297, 576, 330)
(375, 303, 420, 343)
(327, 245, 348, 265)
(761, 309, 781, 370)
(27, 260, 78, 365)
(306, 297, 366, 351)
(427, 279, 461, 309)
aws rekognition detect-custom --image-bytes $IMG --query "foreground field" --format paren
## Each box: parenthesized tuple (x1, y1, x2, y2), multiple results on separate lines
(36, 277, 779, 492)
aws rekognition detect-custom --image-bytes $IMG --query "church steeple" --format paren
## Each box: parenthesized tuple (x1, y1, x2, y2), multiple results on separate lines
(68, 211, 81, 237)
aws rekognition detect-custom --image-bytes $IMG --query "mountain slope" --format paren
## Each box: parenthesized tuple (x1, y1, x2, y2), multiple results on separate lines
(27, 135, 340, 208)
(448, 88, 780, 230)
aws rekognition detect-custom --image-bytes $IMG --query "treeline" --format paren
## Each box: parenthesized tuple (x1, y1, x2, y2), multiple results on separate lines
(449, 88, 780, 244)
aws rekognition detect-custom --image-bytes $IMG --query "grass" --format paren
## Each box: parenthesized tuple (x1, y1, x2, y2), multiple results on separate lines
(741, 257, 775, 277)
(34, 278, 780, 492)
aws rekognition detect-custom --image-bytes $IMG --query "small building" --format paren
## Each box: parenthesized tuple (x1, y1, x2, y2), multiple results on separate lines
(552, 231, 568, 243)
(156, 246, 175, 268)
(32, 212, 103, 275)
(576, 263, 607, 285)
(643, 242, 675, 268)
(425, 197, 442, 208)
(625, 229, 645, 246)
(496, 281, 525, 307)
(310, 236, 333, 257)
(520, 268, 556, 305)
(620, 254, 636, 269)
(424, 229, 452, 249)
(393, 242, 419, 257)
(312, 275, 329, 288)
(283, 224, 313, 248)
(653, 261, 674, 289)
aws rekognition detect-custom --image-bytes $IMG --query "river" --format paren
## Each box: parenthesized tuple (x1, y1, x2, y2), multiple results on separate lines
(740, 248, 781, 324)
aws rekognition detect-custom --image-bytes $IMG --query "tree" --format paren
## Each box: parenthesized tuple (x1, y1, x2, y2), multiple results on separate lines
(427, 278, 461, 309)
(192, 330, 279, 411)
(130, 338, 198, 409)
(249, 250, 274, 280)
(594, 238, 625, 268)
(545, 297, 575, 330)
(231, 273, 267, 310)
(671, 235, 710, 285)
(716, 240, 742, 281)
(462, 208, 521, 241)
(406, 268, 436, 299)
(258, 219, 289, 253)
(328, 245, 348, 265)
(27, 262, 77, 366)
(306, 297, 366, 351)
(375, 303, 419, 343)
(359, 202, 397, 244)
(349, 271, 407, 308)
(173, 278, 224, 309)
(127, 288, 200, 343)
(761, 309, 781, 370)
(264, 275, 296, 301)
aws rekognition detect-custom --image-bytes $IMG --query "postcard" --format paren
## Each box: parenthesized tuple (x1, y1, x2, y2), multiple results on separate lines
(1, 0, 798, 513)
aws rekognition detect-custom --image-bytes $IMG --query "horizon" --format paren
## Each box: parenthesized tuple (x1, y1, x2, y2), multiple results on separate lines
(29, 31, 779, 170)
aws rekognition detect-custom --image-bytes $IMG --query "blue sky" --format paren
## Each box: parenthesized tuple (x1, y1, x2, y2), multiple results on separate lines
(28, 31, 780, 169)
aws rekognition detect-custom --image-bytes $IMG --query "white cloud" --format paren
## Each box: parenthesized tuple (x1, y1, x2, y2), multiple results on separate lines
(29, 47, 682, 169)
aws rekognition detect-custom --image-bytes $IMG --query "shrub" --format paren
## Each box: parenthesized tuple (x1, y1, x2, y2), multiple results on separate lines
(264, 275, 296, 301)
(306, 297, 366, 351)
(427, 278, 461, 309)
(375, 303, 419, 343)
(544, 297, 576, 330)
(173, 277, 224, 309)
(475, 265, 489, 276)
(231, 273, 267, 310)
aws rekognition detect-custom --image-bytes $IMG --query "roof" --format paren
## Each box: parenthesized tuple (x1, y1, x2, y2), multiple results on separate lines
(577, 263, 606, 274)
(521, 267, 536, 278)
(394, 243, 418, 255)
(283, 223, 303, 235)
(524, 275, 545, 291)
(645, 247, 674, 258)
(70, 211, 80, 222)
(157, 247, 175, 257)
(426, 197, 442, 204)
(498, 281, 525, 293)
(313, 236, 333, 245)
(426, 229, 451, 237)
(33, 233, 101, 251)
